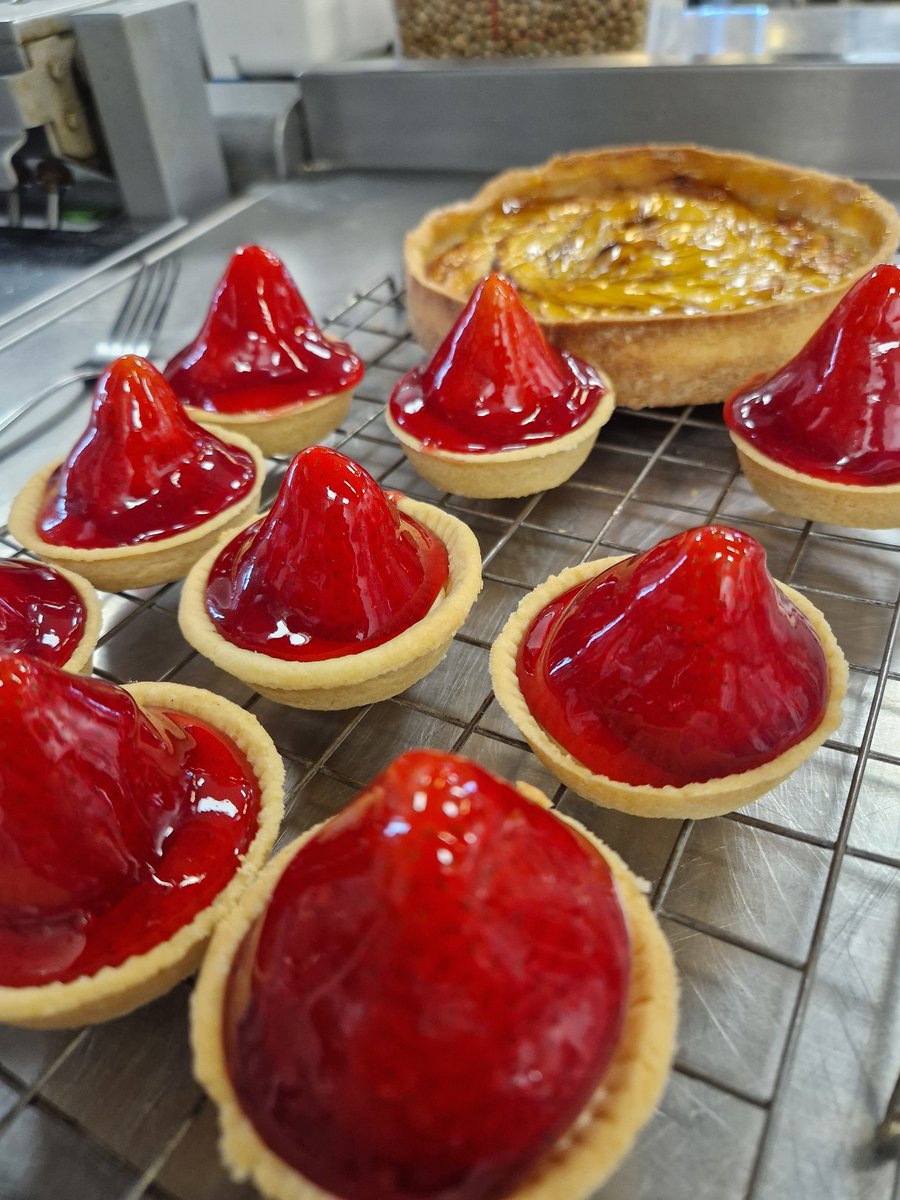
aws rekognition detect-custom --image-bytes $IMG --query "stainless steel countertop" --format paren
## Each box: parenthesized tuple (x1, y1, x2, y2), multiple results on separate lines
(0, 169, 898, 1200)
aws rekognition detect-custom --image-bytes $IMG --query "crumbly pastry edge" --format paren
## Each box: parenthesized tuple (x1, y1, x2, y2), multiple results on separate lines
(6, 427, 266, 591)
(0, 681, 285, 1029)
(730, 431, 900, 530)
(385, 382, 616, 499)
(185, 389, 354, 458)
(490, 557, 849, 819)
(404, 144, 900, 409)
(191, 786, 678, 1200)
(177, 496, 483, 702)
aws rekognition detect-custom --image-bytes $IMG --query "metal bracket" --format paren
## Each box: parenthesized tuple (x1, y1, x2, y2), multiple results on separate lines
(8, 28, 98, 165)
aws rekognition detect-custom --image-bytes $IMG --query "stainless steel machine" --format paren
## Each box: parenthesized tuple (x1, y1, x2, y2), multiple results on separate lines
(0, 0, 227, 230)
(0, 33, 898, 1200)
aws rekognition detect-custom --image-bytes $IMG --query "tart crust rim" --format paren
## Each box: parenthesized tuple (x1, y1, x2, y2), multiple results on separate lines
(489, 556, 849, 819)
(0, 681, 285, 1029)
(405, 144, 900, 410)
(6, 426, 266, 589)
(406, 142, 900, 329)
(385, 387, 616, 497)
(169, 330, 364, 414)
(729, 429, 900, 528)
(53, 562, 102, 674)
(191, 784, 678, 1200)
(177, 495, 483, 694)
(184, 390, 355, 457)
(385, 370, 616, 464)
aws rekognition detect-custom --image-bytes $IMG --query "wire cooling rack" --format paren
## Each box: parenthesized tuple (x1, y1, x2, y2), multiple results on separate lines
(0, 273, 898, 1200)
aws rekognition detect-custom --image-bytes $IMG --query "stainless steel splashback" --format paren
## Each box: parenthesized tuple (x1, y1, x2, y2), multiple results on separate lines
(302, 59, 900, 181)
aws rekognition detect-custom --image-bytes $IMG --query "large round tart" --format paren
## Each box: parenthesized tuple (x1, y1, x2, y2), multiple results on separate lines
(406, 144, 900, 409)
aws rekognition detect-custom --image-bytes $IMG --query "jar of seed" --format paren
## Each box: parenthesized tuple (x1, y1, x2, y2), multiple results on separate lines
(393, 0, 647, 58)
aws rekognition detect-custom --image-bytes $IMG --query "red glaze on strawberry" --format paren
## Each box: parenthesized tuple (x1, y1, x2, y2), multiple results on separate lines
(0, 655, 260, 986)
(389, 273, 607, 453)
(205, 446, 449, 661)
(726, 264, 900, 485)
(0, 561, 86, 666)
(224, 749, 630, 1200)
(164, 245, 364, 415)
(37, 356, 257, 550)
(517, 526, 829, 788)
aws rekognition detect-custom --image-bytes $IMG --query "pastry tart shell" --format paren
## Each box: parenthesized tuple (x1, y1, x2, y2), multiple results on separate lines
(0, 681, 284, 1030)
(191, 786, 678, 1200)
(405, 145, 900, 410)
(178, 497, 483, 710)
(185, 389, 354, 458)
(2, 560, 104, 674)
(730, 431, 900, 529)
(490, 557, 849, 819)
(385, 379, 616, 499)
(7, 427, 265, 592)
(47, 562, 102, 675)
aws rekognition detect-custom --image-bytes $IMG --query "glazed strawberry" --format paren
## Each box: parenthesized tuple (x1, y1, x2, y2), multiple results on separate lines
(0, 654, 261, 987)
(0, 561, 86, 666)
(726, 264, 900, 485)
(223, 749, 630, 1200)
(517, 526, 829, 787)
(205, 446, 449, 661)
(164, 245, 364, 414)
(390, 272, 607, 452)
(36, 355, 258, 549)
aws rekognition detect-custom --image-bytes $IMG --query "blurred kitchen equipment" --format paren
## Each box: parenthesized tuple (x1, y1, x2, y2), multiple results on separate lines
(393, 0, 647, 58)
(1, 0, 228, 231)
(646, 2, 900, 63)
(195, 0, 394, 80)
(208, 82, 305, 192)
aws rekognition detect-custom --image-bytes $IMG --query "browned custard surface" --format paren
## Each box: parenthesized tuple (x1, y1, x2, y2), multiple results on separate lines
(426, 180, 868, 319)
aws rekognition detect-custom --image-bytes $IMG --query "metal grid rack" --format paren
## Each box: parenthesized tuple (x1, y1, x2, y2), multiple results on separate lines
(0, 272, 898, 1200)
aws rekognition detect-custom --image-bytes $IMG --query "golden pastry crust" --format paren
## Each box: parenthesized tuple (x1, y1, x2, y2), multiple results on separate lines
(185, 389, 353, 458)
(7, 427, 265, 592)
(191, 786, 678, 1200)
(385, 377, 616, 499)
(406, 144, 900, 410)
(0, 682, 284, 1030)
(490, 558, 849, 819)
(49, 563, 102, 674)
(730, 431, 900, 529)
(178, 497, 483, 709)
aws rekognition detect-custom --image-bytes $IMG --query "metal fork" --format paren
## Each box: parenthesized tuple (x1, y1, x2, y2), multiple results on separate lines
(0, 256, 181, 442)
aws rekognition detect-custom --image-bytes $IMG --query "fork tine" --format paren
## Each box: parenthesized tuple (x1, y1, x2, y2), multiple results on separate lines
(141, 258, 181, 348)
(1, 257, 181, 451)
(118, 260, 167, 348)
(106, 262, 159, 345)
